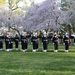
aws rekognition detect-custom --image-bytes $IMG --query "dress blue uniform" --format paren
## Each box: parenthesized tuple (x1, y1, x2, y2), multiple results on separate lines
(0, 34, 4, 51)
(14, 34, 19, 51)
(5, 32, 13, 52)
(21, 32, 28, 52)
(31, 32, 38, 52)
(52, 33, 58, 52)
(63, 33, 69, 52)
(42, 32, 48, 52)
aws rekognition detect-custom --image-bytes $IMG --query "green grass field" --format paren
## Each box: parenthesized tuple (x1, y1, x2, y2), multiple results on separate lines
(0, 42, 75, 75)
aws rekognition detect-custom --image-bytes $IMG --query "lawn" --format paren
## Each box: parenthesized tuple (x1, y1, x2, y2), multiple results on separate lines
(0, 42, 75, 75)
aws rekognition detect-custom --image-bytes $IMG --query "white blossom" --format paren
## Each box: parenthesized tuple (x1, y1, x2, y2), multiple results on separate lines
(23, 0, 64, 31)
(64, 0, 75, 26)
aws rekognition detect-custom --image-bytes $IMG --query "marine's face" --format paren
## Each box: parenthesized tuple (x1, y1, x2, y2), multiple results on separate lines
(35, 33, 37, 36)
(44, 34, 47, 37)
(22, 32, 25, 36)
(33, 34, 36, 36)
(33, 32, 37, 36)
(65, 33, 68, 36)
(7, 34, 10, 37)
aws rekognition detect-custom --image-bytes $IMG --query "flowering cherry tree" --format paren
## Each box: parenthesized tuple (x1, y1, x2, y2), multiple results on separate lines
(63, 0, 75, 32)
(0, 11, 23, 34)
(23, 0, 64, 31)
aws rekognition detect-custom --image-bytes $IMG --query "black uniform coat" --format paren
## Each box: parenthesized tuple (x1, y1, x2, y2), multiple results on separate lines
(52, 35, 58, 50)
(0, 35, 4, 49)
(73, 36, 75, 43)
(14, 35, 19, 48)
(63, 35, 69, 50)
(5, 36, 13, 49)
(21, 35, 28, 50)
(42, 36, 48, 50)
(31, 36, 38, 50)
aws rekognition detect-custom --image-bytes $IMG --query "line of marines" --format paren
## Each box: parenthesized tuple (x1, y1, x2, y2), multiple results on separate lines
(0, 31, 75, 52)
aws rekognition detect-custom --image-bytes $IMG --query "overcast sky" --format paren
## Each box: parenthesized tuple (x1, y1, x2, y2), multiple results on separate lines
(34, 0, 45, 3)
(35, 0, 61, 3)
(18, 0, 61, 7)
